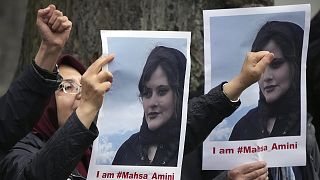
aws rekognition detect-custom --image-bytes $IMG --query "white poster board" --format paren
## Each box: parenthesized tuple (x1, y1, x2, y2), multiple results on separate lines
(203, 4, 310, 170)
(87, 31, 191, 180)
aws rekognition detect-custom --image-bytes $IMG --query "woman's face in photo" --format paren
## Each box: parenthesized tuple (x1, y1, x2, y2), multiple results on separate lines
(258, 40, 291, 104)
(55, 65, 82, 127)
(142, 65, 175, 131)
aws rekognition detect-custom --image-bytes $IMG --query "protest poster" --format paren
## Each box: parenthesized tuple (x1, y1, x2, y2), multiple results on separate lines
(203, 4, 310, 170)
(87, 31, 191, 180)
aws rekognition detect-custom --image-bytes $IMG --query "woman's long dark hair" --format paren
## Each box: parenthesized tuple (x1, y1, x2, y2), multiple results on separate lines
(252, 21, 303, 135)
(137, 46, 187, 166)
(138, 46, 187, 128)
(252, 21, 303, 102)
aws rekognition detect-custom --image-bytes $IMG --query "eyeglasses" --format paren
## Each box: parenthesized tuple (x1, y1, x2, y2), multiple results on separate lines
(57, 79, 81, 94)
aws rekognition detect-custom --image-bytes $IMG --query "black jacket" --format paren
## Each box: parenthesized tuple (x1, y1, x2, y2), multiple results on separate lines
(0, 83, 238, 180)
(181, 83, 240, 180)
(0, 112, 98, 180)
(0, 63, 59, 155)
(184, 83, 240, 154)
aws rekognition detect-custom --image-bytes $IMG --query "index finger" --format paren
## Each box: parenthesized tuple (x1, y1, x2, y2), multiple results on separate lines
(88, 54, 115, 73)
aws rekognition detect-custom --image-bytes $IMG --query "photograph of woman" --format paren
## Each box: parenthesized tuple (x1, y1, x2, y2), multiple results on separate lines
(112, 46, 186, 166)
(202, 5, 309, 170)
(229, 21, 303, 140)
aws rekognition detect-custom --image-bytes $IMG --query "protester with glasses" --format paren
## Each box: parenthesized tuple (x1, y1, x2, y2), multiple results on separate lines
(0, 54, 114, 180)
(0, 3, 114, 179)
(0, 4, 71, 155)
(57, 79, 82, 94)
(0, 2, 276, 179)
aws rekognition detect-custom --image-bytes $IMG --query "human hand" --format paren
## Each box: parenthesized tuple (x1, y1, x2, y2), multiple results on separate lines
(238, 51, 274, 88)
(36, 4, 72, 48)
(35, 4, 72, 71)
(76, 54, 114, 129)
(223, 51, 274, 101)
(227, 161, 268, 180)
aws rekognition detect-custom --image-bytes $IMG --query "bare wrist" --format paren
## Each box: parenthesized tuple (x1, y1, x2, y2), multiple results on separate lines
(223, 83, 240, 102)
(40, 35, 67, 49)
(76, 103, 99, 129)
(223, 76, 245, 101)
(35, 41, 62, 72)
